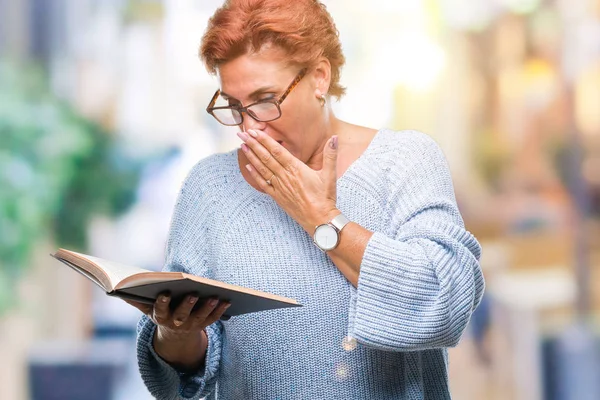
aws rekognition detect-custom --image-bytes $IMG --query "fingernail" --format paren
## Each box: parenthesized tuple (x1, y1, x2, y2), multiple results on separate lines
(241, 143, 249, 153)
(209, 298, 218, 306)
(189, 296, 198, 304)
(245, 164, 252, 172)
(248, 129, 258, 138)
(161, 295, 169, 303)
(224, 303, 231, 309)
(173, 320, 183, 327)
(330, 135, 338, 149)
(237, 131, 249, 141)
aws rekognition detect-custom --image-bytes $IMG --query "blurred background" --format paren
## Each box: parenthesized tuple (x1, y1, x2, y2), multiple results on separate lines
(1, 0, 599, 399)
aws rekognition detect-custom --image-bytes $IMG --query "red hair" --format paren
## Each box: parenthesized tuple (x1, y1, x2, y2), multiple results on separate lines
(200, 0, 346, 99)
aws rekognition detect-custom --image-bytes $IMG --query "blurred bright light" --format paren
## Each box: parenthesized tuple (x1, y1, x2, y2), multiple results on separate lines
(375, 33, 446, 92)
(164, 1, 214, 86)
(342, 0, 422, 14)
(502, 0, 543, 14)
(342, 336, 357, 351)
(439, 0, 499, 31)
(335, 362, 350, 381)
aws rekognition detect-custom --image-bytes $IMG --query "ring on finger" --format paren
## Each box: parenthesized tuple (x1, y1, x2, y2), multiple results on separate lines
(266, 174, 276, 186)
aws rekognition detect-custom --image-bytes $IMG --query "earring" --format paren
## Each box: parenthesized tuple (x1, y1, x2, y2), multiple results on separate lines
(319, 94, 327, 107)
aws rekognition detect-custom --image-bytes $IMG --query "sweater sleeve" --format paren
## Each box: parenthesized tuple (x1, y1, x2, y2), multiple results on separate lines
(347, 133, 485, 351)
(136, 316, 222, 399)
(135, 159, 224, 399)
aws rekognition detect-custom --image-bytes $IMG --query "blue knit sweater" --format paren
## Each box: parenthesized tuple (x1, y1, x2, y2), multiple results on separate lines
(136, 129, 484, 400)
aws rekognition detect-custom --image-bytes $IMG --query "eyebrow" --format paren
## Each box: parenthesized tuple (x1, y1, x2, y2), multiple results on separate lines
(220, 85, 278, 101)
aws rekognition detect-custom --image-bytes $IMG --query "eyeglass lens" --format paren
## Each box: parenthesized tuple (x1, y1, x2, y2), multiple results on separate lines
(212, 101, 281, 126)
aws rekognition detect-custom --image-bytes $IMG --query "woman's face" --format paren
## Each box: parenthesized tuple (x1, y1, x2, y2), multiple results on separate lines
(217, 45, 329, 163)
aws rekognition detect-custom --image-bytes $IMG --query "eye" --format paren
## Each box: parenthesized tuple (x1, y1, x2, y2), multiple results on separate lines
(255, 92, 276, 101)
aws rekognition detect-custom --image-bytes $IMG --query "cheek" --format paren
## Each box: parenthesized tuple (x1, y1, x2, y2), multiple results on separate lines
(275, 105, 318, 141)
(265, 99, 321, 157)
(264, 117, 297, 143)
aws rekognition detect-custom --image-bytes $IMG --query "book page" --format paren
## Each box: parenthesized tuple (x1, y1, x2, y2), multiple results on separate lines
(56, 249, 152, 289)
(50, 255, 106, 291)
(116, 272, 184, 290)
(82, 254, 152, 286)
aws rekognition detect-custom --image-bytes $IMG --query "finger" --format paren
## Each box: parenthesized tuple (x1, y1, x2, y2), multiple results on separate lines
(241, 140, 275, 183)
(122, 299, 153, 315)
(245, 163, 272, 191)
(191, 297, 220, 326)
(153, 292, 171, 324)
(322, 135, 338, 182)
(243, 129, 293, 175)
(172, 294, 199, 327)
(248, 129, 295, 170)
(204, 301, 232, 326)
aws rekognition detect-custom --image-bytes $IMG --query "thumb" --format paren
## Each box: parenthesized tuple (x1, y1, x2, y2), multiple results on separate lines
(122, 299, 153, 315)
(322, 135, 338, 180)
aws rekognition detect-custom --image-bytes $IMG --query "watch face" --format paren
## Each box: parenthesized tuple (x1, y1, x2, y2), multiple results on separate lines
(314, 224, 339, 251)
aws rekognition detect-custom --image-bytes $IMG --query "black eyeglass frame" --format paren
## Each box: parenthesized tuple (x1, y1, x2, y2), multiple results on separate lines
(206, 68, 308, 126)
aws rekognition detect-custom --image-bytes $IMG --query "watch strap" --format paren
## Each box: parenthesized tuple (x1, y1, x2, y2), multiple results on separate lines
(330, 213, 350, 232)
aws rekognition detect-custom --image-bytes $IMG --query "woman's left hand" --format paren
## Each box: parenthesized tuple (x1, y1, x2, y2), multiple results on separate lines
(238, 128, 339, 234)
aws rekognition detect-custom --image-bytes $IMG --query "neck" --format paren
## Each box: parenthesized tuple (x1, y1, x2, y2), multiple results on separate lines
(304, 112, 347, 171)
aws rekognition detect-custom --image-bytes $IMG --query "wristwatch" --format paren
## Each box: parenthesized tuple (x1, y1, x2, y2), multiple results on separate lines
(313, 213, 350, 252)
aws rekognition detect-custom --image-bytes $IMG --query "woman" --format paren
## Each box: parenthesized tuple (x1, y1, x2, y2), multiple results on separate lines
(130, 0, 485, 399)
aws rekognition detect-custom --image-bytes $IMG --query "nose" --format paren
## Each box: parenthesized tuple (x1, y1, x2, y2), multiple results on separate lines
(241, 112, 267, 132)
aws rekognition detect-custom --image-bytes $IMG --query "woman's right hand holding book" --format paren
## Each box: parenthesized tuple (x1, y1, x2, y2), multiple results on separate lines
(125, 293, 230, 372)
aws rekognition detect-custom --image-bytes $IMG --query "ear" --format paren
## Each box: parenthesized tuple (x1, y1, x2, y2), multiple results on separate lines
(312, 57, 332, 97)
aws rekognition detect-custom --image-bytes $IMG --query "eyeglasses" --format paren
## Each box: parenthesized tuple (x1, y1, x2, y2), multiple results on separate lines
(206, 68, 307, 126)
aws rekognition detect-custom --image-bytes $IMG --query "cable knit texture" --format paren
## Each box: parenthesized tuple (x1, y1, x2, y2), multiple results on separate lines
(136, 129, 485, 400)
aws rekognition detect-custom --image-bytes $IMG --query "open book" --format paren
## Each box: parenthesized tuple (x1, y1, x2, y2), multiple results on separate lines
(51, 248, 301, 320)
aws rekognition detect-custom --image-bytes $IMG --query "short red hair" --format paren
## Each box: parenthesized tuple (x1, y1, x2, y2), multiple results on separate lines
(200, 0, 346, 99)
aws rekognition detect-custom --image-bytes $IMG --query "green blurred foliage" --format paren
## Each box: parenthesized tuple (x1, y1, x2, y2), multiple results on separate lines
(0, 62, 141, 314)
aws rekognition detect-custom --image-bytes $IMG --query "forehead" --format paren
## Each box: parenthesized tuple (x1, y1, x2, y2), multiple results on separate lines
(217, 46, 296, 97)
